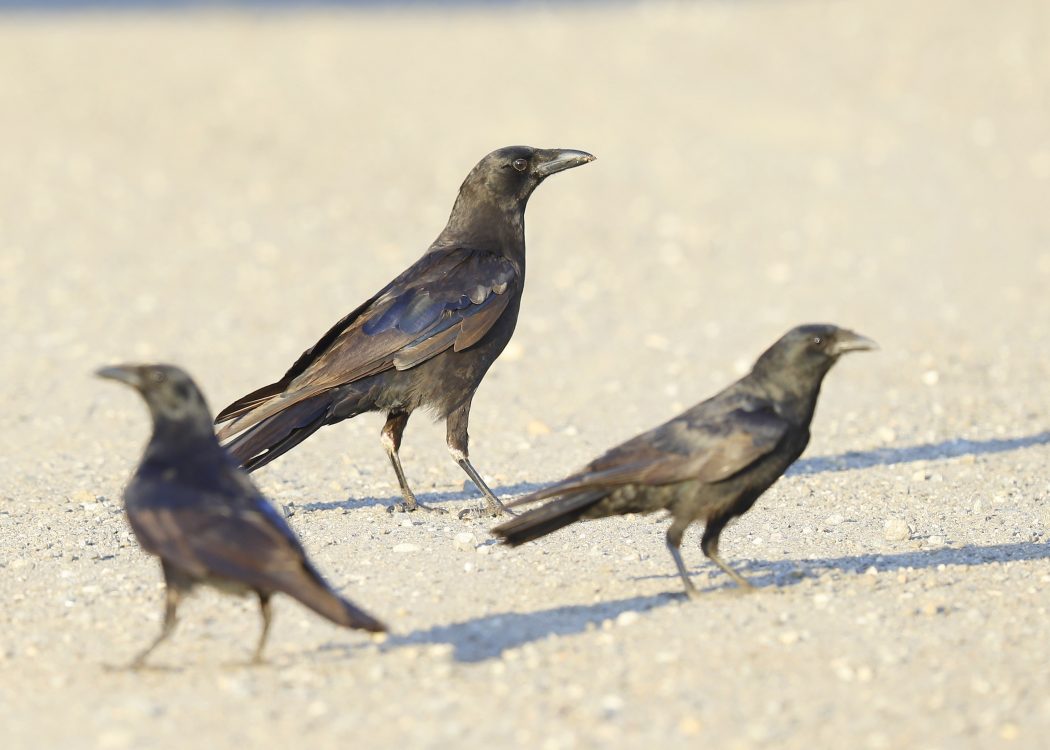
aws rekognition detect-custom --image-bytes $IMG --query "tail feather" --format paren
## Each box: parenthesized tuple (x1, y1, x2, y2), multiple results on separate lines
(215, 380, 288, 424)
(274, 566, 386, 633)
(215, 390, 318, 442)
(493, 490, 607, 546)
(223, 397, 331, 471)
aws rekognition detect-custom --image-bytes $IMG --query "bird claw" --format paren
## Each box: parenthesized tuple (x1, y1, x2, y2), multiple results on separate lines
(386, 501, 448, 514)
(457, 504, 516, 520)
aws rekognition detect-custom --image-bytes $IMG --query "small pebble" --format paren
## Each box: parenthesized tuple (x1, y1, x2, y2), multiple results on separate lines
(453, 532, 476, 552)
(883, 518, 910, 541)
(678, 717, 703, 735)
(392, 543, 421, 554)
(615, 611, 640, 627)
(877, 426, 896, 443)
(526, 419, 551, 437)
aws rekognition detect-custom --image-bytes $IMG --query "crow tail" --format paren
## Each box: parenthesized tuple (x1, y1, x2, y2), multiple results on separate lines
(274, 564, 387, 633)
(492, 491, 606, 546)
(223, 395, 332, 472)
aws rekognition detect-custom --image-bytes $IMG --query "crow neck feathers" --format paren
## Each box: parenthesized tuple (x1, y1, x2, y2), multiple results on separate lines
(435, 177, 529, 262)
(747, 349, 834, 425)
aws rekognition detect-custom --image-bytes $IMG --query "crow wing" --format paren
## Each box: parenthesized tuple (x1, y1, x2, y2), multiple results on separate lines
(125, 474, 310, 591)
(215, 246, 518, 432)
(509, 400, 790, 507)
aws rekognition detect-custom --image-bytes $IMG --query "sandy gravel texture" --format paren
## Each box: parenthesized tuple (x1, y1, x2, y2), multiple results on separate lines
(2, 1, 1050, 748)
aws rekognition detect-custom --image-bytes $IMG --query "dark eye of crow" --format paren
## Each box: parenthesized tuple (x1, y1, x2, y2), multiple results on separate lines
(512, 158, 528, 172)
(151, 370, 166, 383)
(811, 336, 824, 347)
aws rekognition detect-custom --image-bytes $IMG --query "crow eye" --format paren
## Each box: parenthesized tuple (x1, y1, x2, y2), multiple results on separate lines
(151, 370, 166, 384)
(811, 336, 824, 347)
(512, 158, 528, 172)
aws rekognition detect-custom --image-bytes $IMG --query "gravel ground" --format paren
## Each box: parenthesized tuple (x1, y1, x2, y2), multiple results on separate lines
(2, 1, 1050, 748)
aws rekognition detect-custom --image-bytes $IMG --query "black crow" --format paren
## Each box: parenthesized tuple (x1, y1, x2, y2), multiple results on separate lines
(493, 324, 876, 597)
(216, 146, 595, 518)
(98, 363, 386, 667)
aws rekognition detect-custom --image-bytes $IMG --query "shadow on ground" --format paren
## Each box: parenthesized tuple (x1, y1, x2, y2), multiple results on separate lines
(381, 592, 676, 662)
(300, 430, 1050, 513)
(637, 540, 1050, 593)
(791, 430, 1050, 476)
(362, 541, 1049, 663)
(300, 481, 546, 512)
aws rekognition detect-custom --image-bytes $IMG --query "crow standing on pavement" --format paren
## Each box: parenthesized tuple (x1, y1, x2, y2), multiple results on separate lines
(98, 364, 386, 667)
(215, 146, 595, 518)
(493, 324, 877, 597)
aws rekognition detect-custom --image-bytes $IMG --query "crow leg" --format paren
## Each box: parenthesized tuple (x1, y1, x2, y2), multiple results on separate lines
(446, 400, 513, 519)
(252, 591, 273, 664)
(381, 411, 445, 514)
(701, 518, 754, 591)
(131, 563, 185, 669)
(666, 517, 700, 600)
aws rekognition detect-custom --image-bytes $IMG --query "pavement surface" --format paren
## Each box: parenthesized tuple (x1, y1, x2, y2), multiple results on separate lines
(2, 1, 1049, 748)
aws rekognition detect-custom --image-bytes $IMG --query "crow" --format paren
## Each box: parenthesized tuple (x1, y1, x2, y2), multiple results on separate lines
(215, 146, 595, 518)
(97, 363, 386, 667)
(493, 324, 877, 597)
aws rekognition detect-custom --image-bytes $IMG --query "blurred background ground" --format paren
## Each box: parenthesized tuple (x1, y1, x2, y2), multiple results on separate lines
(1, 1, 1049, 748)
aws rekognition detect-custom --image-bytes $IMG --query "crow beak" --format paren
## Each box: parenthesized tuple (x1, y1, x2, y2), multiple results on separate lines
(830, 331, 879, 356)
(534, 149, 596, 177)
(95, 364, 143, 389)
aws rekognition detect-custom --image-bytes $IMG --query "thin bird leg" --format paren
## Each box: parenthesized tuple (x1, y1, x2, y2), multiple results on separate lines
(131, 578, 182, 669)
(447, 402, 514, 519)
(381, 412, 445, 514)
(252, 592, 273, 665)
(666, 517, 700, 600)
(701, 520, 754, 591)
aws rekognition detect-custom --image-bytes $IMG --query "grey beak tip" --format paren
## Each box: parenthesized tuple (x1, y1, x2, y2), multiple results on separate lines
(96, 364, 140, 387)
(835, 333, 879, 355)
(536, 149, 597, 176)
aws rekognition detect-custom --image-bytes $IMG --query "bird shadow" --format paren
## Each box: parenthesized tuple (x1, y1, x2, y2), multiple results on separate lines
(636, 540, 1050, 592)
(311, 541, 1048, 665)
(298, 431, 1050, 514)
(367, 593, 676, 663)
(299, 481, 547, 513)
(790, 430, 1050, 476)
(101, 661, 185, 674)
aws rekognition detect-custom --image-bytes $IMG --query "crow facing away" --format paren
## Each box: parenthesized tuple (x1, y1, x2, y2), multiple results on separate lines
(98, 364, 386, 668)
(493, 324, 877, 597)
(215, 146, 595, 519)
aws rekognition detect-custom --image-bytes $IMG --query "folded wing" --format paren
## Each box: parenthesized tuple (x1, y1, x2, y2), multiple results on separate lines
(508, 403, 790, 507)
(216, 247, 518, 438)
